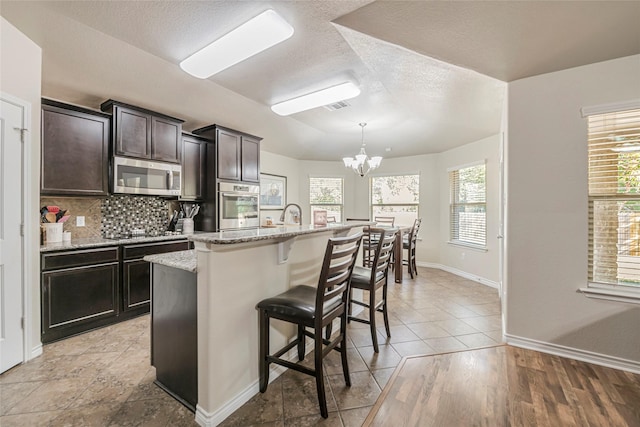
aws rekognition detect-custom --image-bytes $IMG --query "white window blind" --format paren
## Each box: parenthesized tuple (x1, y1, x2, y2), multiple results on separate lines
(588, 108, 640, 287)
(310, 177, 343, 221)
(449, 163, 486, 247)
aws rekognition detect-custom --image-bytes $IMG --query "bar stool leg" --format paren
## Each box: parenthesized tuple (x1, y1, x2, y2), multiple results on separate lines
(369, 289, 379, 353)
(314, 330, 328, 418)
(382, 284, 391, 338)
(340, 314, 351, 386)
(258, 309, 270, 393)
(297, 324, 305, 361)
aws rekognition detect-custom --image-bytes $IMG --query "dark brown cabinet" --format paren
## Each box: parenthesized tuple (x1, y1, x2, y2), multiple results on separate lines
(41, 247, 120, 343)
(41, 99, 110, 196)
(101, 100, 183, 164)
(193, 124, 262, 183)
(121, 240, 191, 318)
(181, 133, 208, 200)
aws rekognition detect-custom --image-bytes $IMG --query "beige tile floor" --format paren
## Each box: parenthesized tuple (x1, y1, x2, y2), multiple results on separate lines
(0, 267, 502, 426)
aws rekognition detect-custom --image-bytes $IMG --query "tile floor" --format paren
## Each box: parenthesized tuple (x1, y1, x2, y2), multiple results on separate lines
(0, 267, 502, 426)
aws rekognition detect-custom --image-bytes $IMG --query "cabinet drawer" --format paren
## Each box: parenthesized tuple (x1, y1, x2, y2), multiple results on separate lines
(42, 247, 120, 271)
(122, 240, 189, 260)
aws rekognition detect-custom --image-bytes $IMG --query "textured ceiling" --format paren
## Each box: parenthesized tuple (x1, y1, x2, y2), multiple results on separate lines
(1, 1, 638, 161)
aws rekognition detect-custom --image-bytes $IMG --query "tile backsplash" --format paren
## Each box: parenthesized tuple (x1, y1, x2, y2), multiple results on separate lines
(40, 195, 176, 239)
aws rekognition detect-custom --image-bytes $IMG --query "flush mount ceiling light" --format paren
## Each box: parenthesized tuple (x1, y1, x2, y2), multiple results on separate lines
(271, 82, 361, 116)
(343, 123, 382, 177)
(180, 9, 294, 79)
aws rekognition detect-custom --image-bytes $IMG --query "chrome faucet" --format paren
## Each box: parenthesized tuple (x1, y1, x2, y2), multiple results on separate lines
(280, 203, 302, 225)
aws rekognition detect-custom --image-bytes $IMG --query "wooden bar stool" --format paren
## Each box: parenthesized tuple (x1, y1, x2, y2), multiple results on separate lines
(363, 217, 395, 267)
(256, 233, 363, 418)
(348, 229, 396, 352)
(403, 218, 422, 278)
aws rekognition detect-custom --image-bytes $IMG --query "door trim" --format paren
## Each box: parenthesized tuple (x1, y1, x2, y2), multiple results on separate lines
(1, 92, 38, 362)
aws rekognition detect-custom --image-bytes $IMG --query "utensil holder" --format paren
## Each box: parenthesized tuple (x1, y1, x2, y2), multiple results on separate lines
(182, 218, 194, 234)
(45, 223, 63, 243)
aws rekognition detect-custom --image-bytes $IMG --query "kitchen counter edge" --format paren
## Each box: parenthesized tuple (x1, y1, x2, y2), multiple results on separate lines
(188, 222, 372, 245)
(40, 234, 191, 253)
(144, 249, 196, 273)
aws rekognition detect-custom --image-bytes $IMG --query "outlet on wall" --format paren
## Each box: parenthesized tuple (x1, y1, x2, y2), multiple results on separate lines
(76, 216, 85, 227)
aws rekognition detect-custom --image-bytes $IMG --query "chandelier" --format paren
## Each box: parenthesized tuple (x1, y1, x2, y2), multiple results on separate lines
(342, 123, 382, 177)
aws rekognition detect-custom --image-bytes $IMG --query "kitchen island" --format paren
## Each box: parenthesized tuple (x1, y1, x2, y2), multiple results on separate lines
(188, 223, 368, 426)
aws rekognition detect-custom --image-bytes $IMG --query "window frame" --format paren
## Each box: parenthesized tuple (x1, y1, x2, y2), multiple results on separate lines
(309, 175, 344, 222)
(448, 160, 487, 250)
(579, 99, 640, 304)
(369, 173, 420, 225)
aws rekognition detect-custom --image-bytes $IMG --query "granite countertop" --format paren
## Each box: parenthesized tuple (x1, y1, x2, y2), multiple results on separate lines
(40, 233, 191, 252)
(144, 249, 196, 273)
(189, 222, 372, 245)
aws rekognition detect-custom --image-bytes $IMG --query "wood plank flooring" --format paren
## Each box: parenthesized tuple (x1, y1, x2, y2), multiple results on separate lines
(364, 345, 640, 427)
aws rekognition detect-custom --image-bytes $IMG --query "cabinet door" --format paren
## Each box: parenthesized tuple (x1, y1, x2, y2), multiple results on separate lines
(41, 263, 119, 343)
(216, 129, 241, 181)
(181, 136, 206, 200)
(241, 135, 260, 182)
(123, 259, 151, 312)
(152, 117, 182, 163)
(41, 104, 109, 196)
(115, 106, 151, 159)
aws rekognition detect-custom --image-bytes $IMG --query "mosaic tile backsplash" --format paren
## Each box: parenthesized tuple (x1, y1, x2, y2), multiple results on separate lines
(101, 195, 175, 238)
(40, 195, 176, 239)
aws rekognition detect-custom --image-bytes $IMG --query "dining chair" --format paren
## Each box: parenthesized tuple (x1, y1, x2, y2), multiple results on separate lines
(255, 233, 363, 418)
(348, 229, 396, 352)
(363, 216, 395, 267)
(403, 218, 422, 278)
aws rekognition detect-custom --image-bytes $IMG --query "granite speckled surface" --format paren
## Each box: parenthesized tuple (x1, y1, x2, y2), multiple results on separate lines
(144, 250, 196, 273)
(189, 222, 371, 245)
(40, 233, 190, 252)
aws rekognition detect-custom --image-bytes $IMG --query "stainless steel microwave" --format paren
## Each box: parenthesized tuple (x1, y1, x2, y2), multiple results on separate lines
(112, 156, 181, 196)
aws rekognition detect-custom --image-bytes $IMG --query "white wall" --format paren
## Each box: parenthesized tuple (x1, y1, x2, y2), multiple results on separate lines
(0, 17, 42, 359)
(507, 54, 640, 363)
(437, 135, 501, 285)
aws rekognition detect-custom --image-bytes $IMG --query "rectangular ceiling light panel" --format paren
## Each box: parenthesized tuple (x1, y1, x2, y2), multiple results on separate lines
(271, 82, 361, 116)
(180, 9, 294, 79)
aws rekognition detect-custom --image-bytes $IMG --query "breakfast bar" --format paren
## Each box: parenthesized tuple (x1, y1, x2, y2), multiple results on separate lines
(186, 223, 368, 425)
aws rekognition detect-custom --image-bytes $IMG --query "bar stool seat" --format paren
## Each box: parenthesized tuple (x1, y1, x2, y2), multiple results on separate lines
(256, 233, 363, 419)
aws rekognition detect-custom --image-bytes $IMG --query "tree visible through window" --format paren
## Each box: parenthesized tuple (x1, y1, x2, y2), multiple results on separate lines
(588, 108, 640, 287)
(449, 163, 486, 247)
(310, 177, 343, 221)
(370, 175, 419, 226)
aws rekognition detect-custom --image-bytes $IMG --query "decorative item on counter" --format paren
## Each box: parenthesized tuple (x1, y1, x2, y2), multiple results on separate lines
(313, 210, 328, 227)
(63, 231, 72, 242)
(40, 205, 70, 223)
(182, 218, 194, 234)
(40, 205, 70, 243)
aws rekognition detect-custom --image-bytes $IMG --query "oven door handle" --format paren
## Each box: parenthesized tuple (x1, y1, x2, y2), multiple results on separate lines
(220, 192, 258, 197)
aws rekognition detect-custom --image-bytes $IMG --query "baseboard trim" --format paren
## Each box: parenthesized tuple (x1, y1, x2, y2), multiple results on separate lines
(506, 334, 640, 375)
(417, 262, 500, 289)
(29, 344, 43, 360)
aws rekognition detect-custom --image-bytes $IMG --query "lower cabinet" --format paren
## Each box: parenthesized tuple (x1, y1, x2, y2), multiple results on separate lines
(121, 240, 191, 319)
(41, 247, 120, 343)
(41, 239, 191, 343)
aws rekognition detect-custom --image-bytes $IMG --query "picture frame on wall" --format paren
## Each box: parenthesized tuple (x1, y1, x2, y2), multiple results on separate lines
(260, 173, 287, 210)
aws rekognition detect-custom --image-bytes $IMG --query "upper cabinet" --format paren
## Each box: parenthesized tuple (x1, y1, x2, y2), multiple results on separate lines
(181, 133, 208, 201)
(101, 100, 184, 164)
(41, 99, 110, 196)
(193, 124, 261, 183)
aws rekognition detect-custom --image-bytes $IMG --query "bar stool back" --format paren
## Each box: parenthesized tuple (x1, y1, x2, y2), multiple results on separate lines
(349, 229, 396, 352)
(256, 232, 363, 418)
(403, 218, 422, 278)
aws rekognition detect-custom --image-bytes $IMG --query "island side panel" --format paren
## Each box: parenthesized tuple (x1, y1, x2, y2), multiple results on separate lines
(194, 231, 337, 418)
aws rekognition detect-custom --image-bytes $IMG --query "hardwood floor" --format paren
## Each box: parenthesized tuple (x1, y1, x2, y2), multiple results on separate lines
(364, 345, 640, 427)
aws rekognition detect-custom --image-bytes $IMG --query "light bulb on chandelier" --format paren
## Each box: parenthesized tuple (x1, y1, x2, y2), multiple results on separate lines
(342, 123, 382, 177)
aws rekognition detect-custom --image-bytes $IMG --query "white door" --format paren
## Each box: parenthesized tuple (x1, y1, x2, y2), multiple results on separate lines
(0, 96, 26, 373)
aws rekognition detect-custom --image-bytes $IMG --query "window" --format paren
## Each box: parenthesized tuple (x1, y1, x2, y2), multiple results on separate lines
(587, 108, 640, 289)
(449, 162, 486, 248)
(370, 175, 419, 226)
(310, 177, 343, 221)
